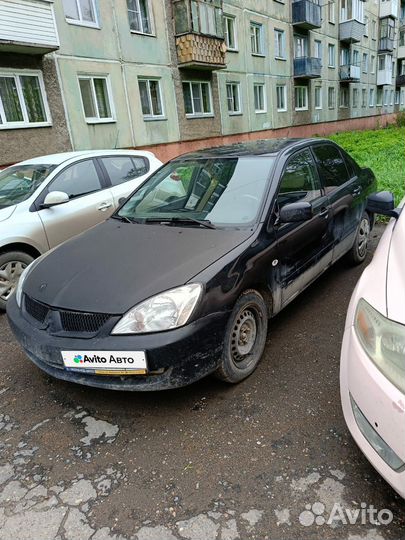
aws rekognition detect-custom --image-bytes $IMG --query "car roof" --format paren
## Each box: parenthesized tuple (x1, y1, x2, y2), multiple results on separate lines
(16, 149, 158, 167)
(172, 138, 330, 160)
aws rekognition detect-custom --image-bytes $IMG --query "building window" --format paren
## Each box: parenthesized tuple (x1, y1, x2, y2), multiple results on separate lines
(369, 88, 374, 107)
(378, 55, 385, 71)
(294, 86, 308, 110)
(377, 87, 383, 106)
(294, 35, 308, 58)
(362, 53, 368, 73)
(315, 86, 322, 109)
(384, 88, 389, 106)
(328, 44, 336, 67)
(401, 60, 405, 76)
(0, 71, 50, 129)
(127, 0, 153, 35)
(226, 82, 241, 114)
(328, 0, 335, 23)
(400, 30, 405, 47)
(250, 23, 263, 55)
(363, 15, 369, 36)
(314, 40, 322, 59)
(253, 83, 266, 113)
(138, 79, 164, 118)
(62, 0, 97, 26)
(361, 88, 367, 107)
(340, 0, 364, 23)
(328, 86, 335, 108)
(276, 85, 287, 111)
(224, 15, 237, 50)
(78, 76, 114, 122)
(340, 87, 349, 107)
(353, 87, 359, 107)
(370, 55, 375, 73)
(182, 81, 212, 116)
(395, 90, 400, 105)
(390, 89, 394, 106)
(275, 29, 286, 58)
(372, 19, 377, 39)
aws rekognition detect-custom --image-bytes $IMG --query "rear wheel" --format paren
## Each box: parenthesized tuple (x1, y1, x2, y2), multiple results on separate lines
(346, 212, 370, 266)
(0, 251, 34, 311)
(215, 290, 268, 384)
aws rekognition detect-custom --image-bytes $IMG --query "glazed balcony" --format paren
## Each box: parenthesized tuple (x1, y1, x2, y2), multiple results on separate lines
(379, 0, 398, 19)
(294, 57, 322, 78)
(292, 0, 322, 30)
(377, 69, 393, 85)
(0, 0, 59, 55)
(339, 20, 365, 43)
(339, 64, 361, 81)
(379, 37, 395, 52)
(175, 33, 226, 70)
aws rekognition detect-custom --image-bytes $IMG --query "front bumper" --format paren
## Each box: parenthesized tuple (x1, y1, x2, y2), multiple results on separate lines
(7, 295, 230, 391)
(340, 324, 405, 498)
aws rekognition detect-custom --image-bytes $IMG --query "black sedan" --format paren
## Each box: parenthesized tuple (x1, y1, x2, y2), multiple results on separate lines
(7, 139, 376, 391)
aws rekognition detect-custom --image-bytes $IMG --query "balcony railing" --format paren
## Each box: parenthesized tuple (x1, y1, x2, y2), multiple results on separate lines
(396, 74, 405, 85)
(0, 0, 59, 54)
(292, 0, 322, 29)
(377, 70, 393, 85)
(175, 33, 226, 70)
(339, 19, 366, 43)
(379, 37, 395, 51)
(339, 64, 361, 81)
(294, 57, 322, 78)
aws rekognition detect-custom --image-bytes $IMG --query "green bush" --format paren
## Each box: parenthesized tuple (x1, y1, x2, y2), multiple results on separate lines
(396, 111, 405, 127)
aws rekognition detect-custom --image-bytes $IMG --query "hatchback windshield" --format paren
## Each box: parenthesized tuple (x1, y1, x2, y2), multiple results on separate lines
(118, 157, 275, 227)
(0, 164, 56, 209)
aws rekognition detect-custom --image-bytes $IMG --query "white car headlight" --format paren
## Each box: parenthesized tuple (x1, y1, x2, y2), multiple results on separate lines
(355, 298, 405, 394)
(111, 283, 203, 335)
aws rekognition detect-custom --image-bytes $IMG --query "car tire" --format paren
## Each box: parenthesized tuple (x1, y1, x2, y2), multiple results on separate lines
(346, 212, 371, 266)
(0, 251, 34, 311)
(214, 290, 268, 384)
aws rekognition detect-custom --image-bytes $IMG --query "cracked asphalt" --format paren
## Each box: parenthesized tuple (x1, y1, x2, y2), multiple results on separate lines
(1, 224, 404, 540)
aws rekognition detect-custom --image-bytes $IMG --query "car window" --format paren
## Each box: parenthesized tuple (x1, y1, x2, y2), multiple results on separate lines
(312, 144, 350, 191)
(0, 164, 55, 209)
(277, 149, 322, 208)
(341, 150, 361, 177)
(49, 159, 101, 199)
(101, 156, 149, 187)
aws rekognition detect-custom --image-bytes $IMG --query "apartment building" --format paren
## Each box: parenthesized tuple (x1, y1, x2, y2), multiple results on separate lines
(0, 0, 403, 166)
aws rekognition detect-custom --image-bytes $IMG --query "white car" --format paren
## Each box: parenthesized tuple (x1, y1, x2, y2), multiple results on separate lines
(340, 191, 405, 498)
(0, 150, 162, 309)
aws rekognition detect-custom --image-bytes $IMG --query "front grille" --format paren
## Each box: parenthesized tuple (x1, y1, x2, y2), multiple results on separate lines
(25, 295, 49, 324)
(59, 311, 111, 333)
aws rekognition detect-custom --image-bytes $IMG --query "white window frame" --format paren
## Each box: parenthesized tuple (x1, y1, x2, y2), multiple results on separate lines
(395, 90, 400, 105)
(275, 29, 286, 59)
(369, 88, 375, 107)
(328, 44, 336, 67)
(253, 83, 266, 113)
(362, 53, 368, 73)
(276, 85, 287, 112)
(0, 69, 52, 130)
(353, 87, 359, 107)
(224, 15, 237, 51)
(314, 40, 322, 60)
(250, 22, 264, 56)
(226, 82, 242, 115)
(361, 88, 367, 107)
(128, 0, 154, 36)
(339, 87, 349, 108)
(315, 86, 322, 109)
(383, 88, 389, 106)
(138, 78, 165, 119)
(62, 0, 99, 28)
(183, 81, 213, 118)
(390, 89, 394, 106)
(78, 75, 115, 124)
(294, 86, 308, 111)
(370, 55, 375, 74)
(328, 86, 336, 109)
(328, 0, 335, 23)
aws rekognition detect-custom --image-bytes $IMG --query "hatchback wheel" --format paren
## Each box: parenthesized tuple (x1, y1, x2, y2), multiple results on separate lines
(215, 290, 268, 383)
(0, 252, 34, 310)
(346, 212, 371, 266)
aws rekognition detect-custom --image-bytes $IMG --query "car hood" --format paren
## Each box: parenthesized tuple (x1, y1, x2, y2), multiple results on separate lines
(386, 205, 405, 325)
(25, 219, 254, 314)
(0, 205, 16, 222)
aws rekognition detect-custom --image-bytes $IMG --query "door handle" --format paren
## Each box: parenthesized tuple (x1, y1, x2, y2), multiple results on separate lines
(352, 186, 361, 197)
(319, 207, 329, 219)
(98, 202, 112, 211)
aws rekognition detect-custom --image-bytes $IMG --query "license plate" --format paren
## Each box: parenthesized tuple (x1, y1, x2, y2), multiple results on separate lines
(61, 351, 147, 375)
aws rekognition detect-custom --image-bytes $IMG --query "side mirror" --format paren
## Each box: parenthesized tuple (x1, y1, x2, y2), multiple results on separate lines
(41, 191, 70, 209)
(366, 191, 400, 219)
(279, 201, 313, 223)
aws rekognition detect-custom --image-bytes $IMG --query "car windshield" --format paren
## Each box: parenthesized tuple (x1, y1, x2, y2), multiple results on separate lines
(117, 157, 275, 227)
(0, 164, 56, 209)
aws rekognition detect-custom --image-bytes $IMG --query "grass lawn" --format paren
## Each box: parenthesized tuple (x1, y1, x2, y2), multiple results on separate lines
(327, 126, 405, 204)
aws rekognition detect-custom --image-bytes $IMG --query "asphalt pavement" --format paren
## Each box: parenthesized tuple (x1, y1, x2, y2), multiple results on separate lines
(0, 224, 404, 540)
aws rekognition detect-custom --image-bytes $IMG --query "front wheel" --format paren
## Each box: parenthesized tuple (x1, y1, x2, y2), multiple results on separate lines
(215, 290, 268, 384)
(346, 212, 371, 266)
(0, 251, 34, 311)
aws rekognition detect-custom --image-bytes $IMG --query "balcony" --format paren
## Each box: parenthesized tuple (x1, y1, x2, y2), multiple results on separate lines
(0, 0, 59, 55)
(379, 0, 398, 18)
(175, 34, 226, 70)
(379, 37, 395, 51)
(396, 74, 405, 85)
(294, 57, 322, 78)
(377, 70, 393, 85)
(399, 44, 405, 58)
(339, 64, 361, 81)
(339, 20, 366, 43)
(292, 0, 322, 30)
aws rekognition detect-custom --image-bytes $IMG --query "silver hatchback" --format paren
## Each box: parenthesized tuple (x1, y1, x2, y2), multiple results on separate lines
(0, 150, 162, 309)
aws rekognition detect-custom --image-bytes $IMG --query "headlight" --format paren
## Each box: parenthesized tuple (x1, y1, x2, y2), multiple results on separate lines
(111, 283, 202, 335)
(355, 298, 405, 394)
(15, 253, 48, 308)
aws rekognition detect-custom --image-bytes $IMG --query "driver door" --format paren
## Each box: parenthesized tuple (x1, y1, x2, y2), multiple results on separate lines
(275, 148, 334, 307)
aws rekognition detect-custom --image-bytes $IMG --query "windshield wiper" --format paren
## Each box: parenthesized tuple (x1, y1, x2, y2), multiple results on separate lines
(111, 215, 141, 224)
(143, 216, 216, 229)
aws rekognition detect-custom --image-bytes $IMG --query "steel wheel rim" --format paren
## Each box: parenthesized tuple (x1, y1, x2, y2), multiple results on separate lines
(231, 308, 258, 363)
(0, 261, 27, 301)
(357, 217, 370, 258)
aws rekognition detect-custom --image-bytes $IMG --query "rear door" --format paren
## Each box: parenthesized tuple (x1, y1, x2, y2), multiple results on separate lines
(275, 148, 334, 306)
(311, 143, 363, 261)
(37, 158, 114, 248)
